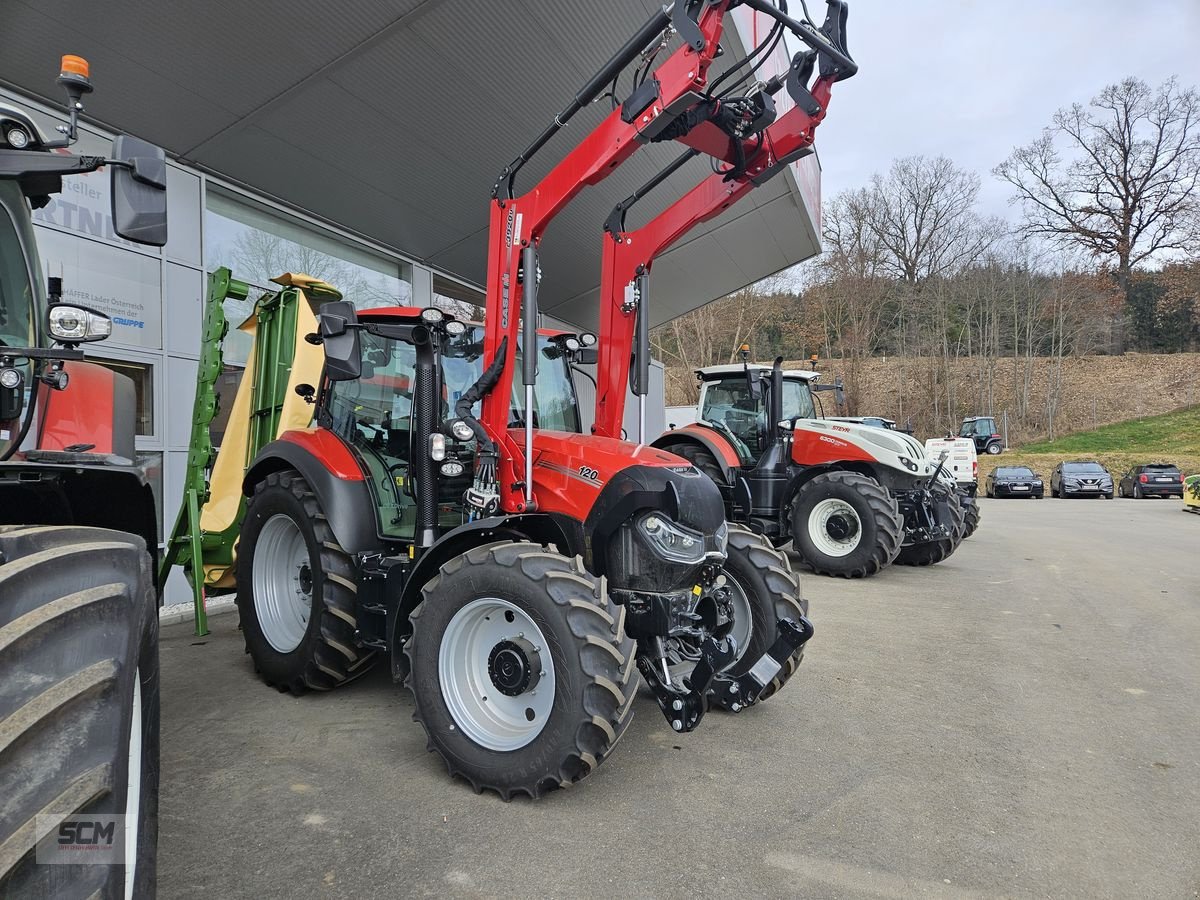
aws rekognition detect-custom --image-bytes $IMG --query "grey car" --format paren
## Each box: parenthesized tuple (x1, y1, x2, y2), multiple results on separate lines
(1051, 461, 1114, 499)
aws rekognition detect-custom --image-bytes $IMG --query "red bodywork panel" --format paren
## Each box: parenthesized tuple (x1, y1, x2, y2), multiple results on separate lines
(36, 361, 118, 454)
(280, 428, 364, 481)
(790, 427, 877, 467)
(594, 77, 837, 439)
(528, 430, 685, 521)
(479, 2, 741, 513)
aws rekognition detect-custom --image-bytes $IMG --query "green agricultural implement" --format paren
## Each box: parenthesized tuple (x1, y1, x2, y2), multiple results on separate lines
(159, 267, 339, 633)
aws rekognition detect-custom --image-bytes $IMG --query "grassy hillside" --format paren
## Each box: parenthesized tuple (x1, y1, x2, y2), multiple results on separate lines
(995, 405, 1200, 480)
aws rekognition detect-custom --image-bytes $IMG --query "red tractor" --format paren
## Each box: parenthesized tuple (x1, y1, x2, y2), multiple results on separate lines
(231, 1, 856, 797)
(584, 22, 960, 579)
(1, 59, 167, 895)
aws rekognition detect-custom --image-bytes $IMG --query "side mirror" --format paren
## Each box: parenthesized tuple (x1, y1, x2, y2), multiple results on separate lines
(111, 135, 167, 246)
(318, 301, 361, 382)
(294, 383, 316, 404)
(577, 348, 598, 365)
(47, 303, 111, 344)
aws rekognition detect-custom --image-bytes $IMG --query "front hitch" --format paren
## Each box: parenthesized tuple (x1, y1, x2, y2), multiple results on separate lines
(637, 613, 815, 731)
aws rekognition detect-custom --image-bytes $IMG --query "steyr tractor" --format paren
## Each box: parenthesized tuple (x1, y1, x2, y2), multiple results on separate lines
(658, 360, 964, 577)
(1, 59, 167, 896)
(188, 1, 858, 799)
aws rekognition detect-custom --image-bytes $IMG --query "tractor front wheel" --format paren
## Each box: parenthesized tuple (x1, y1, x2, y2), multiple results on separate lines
(0, 526, 159, 897)
(895, 485, 967, 567)
(406, 542, 638, 799)
(237, 470, 374, 693)
(962, 500, 981, 538)
(790, 471, 903, 578)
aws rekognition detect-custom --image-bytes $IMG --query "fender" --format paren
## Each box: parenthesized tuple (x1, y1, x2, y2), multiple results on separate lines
(389, 513, 579, 680)
(0, 459, 158, 571)
(652, 423, 740, 485)
(243, 435, 382, 555)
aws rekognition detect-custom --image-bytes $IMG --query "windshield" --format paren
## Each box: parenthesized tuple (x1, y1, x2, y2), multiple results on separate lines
(997, 467, 1034, 477)
(0, 183, 38, 458)
(961, 419, 995, 437)
(700, 375, 816, 458)
(0, 184, 36, 352)
(323, 324, 580, 539)
(1063, 463, 1106, 474)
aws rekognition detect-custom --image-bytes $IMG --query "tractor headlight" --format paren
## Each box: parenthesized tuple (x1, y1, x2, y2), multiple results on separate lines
(445, 319, 466, 336)
(449, 419, 474, 442)
(637, 513, 706, 564)
(420, 307, 444, 325)
(579, 332, 597, 347)
(429, 433, 446, 461)
(0, 368, 21, 389)
(440, 460, 465, 477)
(564, 337, 580, 352)
(47, 304, 111, 343)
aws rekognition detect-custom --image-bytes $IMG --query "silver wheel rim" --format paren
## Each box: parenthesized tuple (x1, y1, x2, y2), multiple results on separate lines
(123, 670, 141, 900)
(438, 598, 555, 752)
(252, 514, 313, 653)
(808, 498, 862, 558)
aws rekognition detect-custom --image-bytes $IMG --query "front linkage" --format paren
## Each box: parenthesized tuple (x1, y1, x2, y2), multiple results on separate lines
(624, 573, 814, 732)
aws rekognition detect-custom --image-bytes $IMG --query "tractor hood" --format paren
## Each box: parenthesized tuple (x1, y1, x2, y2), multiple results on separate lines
(792, 418, 935, 478)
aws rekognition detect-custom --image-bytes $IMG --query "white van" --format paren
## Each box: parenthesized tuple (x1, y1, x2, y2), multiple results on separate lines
(924, 436, 978, 487)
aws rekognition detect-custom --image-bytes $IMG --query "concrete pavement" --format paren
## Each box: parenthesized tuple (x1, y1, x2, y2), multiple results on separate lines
(158, 497, 1199, 898)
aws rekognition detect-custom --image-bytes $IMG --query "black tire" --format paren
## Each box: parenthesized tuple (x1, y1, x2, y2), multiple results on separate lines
(962, 501, 981, 539)
(660, 441, 728, 486)
(237, 469, 374, 694)
(0, 526, 158, 897)
(986, 442, 1002, 455)
(1133, 484, 1143, 499)
(790, 471, 903, 578)
(895, 486, 967, 567)
(722, 525, 808, 701)
(405, 542, 638, 800)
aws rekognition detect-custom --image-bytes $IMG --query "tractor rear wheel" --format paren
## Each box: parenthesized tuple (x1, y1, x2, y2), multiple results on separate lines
(895, 486, 967, 567)
(790, 471, 903, 578)
(406, 542, 638, 800)
(0, 526, 159, 898)
(660, 441, 727, 486)
(237, 469, 374, 693)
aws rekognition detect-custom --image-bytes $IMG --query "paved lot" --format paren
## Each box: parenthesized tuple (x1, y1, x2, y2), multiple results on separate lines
(159, 498, 1199, 899)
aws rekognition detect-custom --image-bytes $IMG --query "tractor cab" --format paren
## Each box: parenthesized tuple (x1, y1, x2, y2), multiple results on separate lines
(315, 308, 590, 540)
(695, 364, 819, 464)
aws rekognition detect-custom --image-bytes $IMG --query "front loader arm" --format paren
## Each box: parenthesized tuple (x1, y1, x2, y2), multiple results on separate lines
(477, 0, 854, 514)
(593, 60, 845, 441)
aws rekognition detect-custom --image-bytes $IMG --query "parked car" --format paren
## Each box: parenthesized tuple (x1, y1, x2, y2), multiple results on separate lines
(985, 465, 1044, 498)
(1050, 461, 1114, 499)
(1118, 463, 1185, 499)
(960, 416, 1004, 455)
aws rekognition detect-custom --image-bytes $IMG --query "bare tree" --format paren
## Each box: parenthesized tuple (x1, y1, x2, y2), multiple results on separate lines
(866, 156, 1003, 283)
(996, 77, 1200, 298)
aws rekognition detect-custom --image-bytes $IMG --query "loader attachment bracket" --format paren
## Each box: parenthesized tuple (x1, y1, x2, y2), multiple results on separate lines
(707, 615, 813, 710)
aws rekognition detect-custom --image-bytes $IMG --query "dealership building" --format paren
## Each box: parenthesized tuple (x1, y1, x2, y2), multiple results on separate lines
(1, 1, 823, 602)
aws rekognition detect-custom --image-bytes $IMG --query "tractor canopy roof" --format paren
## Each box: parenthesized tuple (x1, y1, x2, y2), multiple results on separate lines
(695, 364, 820, 382)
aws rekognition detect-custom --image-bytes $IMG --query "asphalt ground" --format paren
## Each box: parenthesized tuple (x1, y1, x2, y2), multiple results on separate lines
(158, 497, 1199, 899)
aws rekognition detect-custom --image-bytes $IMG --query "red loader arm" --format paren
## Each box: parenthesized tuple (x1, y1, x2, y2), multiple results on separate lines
(475, 0, 856, 514)
(593, 15, 852, 441)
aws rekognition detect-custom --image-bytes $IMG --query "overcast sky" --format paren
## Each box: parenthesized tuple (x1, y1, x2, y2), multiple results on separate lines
(801, 0, 1200, 222)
